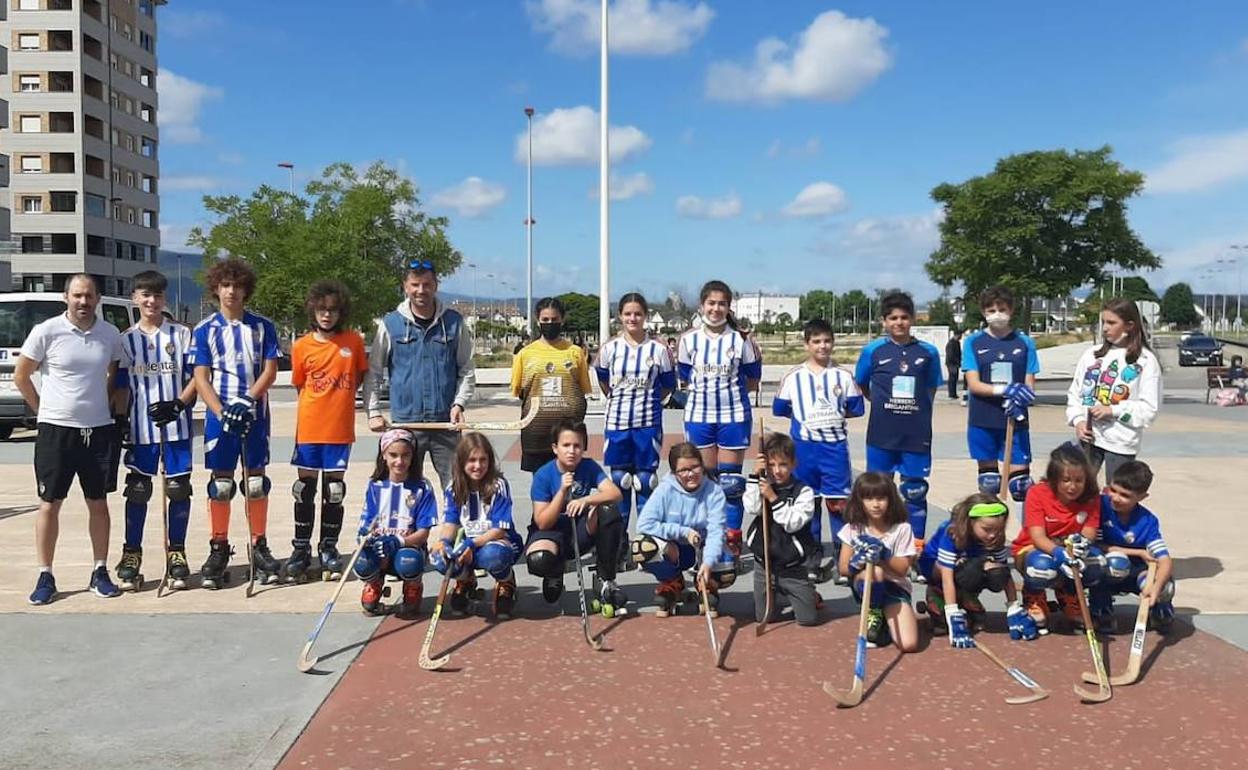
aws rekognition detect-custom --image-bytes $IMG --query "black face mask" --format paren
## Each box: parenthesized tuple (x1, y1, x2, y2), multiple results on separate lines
(539, 322, 563, 341)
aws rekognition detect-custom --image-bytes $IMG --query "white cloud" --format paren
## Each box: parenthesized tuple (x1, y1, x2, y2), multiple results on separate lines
(514, 106, 652, 166)
(527, 0, 714, 56)
(431, 176, 507, 218)
(767, 136, 822, 159)
(590, 171, 655, 200)
(676, 192, 742, 219)
(782, 182, 849, 218)
(161, 10, 225, 39)
(830, 208, 944, 258)
(706, 10, 891, 104)
(158, 69, 224, 144)
(159, 223, 197, 250)
(1145, 128, 1248, 194)
(161, 175, 222, 192)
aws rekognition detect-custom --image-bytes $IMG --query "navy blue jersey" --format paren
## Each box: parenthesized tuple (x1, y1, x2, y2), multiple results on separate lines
(961, 330, 1040, 430)
(1097, 496, 1169, 559)
(854, 337, 943, 453)
(917, 519, 1010, 579)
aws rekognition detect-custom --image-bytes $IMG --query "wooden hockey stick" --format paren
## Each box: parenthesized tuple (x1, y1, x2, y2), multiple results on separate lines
(419, 530, 466, 671)
(696, 547, 722, 667)
(238, 445, 257, 599)
(998, 417, 1015, 500)
(1082, 561, 1157, 687)
(156, 435, 170, 598)
(298, 531, 375, 673)
(824, 563, 874, 707)
(570, 517, 605, 651)
(976, 640, 1049, 704)
(1071, 568, 1112, 703)
(756, 420, 773, 638)
(393, 396, 541, 432)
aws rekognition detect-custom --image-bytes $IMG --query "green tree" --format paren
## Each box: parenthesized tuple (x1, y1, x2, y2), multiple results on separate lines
(189, 161, 461, 331)
(928, 297, 956, 328)
(555, 292, 601, 335)
(776, 311, 794, 345)
(840, 290, 871, 333)
(926, 146, 1160, 329)
(1160, 282, 1200, 327)
(800, 289, 836, 321)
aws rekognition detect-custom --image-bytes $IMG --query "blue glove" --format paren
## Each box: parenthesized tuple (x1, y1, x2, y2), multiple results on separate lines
(848, 540, 870, 572)
(370, 534, 401, 563)
(451, 538, 475, 564)
(857, 534, 889, 564)
(947, 604, 975, 648)
(1007, 601, 1039, 641)
(1065, 533, 1091, 560)
(1053, 547, 1085, 579)
(1003, 382, 1036, 407)
(1003, 398, 1027, 420)
(221, 395, 255, 435)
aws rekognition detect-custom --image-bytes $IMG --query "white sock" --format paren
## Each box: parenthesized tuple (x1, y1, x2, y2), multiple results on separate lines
(37, 565, 51, 574)
(94, 560, 106, 569)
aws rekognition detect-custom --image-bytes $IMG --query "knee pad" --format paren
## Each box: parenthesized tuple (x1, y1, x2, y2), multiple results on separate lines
(393, 547, 425, 579)
(710, 562, 736, 589)
(1105, 552, 1132, 581)
(165, 475, 193, 502)
(123, 472, 153, 504)
(610, 467, 634, 493)
(526, 548, 563, 579)
(244, 474, 271, 500)
(976, 471, 1002, 496)
(983, 565, 1011, 593)
(630, 535, 661, 565)
(1007, 473, 1033, 503)
(953, 555, 990, 593)
(1080, 551, 1106, 586)
(207, 476, 237, 502)
(1023, 550, 1058, 591)
(354, 546, 382, 580)
(476, 541, 516, 577)
(1153, 578, 1175, 603)
(899, 477, 929, 509)
(593, 503, 622, 529)
(634, 470, 658, 493)
(322, 479, 346, 505)
(291, 478, 317, 505)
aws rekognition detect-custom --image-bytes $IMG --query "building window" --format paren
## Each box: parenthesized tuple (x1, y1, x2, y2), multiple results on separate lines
(127, 209, 135, 224)
(113, 204, 122, 221)
(20, 156, 43, 174)
(141, 137, 157, 159)
(122, 23, 133, 41)
(123, 60, 133, 77)
(22, 197, 43, 214)
(50, 192, 76, 212)
(139, 31, 153, 52)
(19, 34, 40, 51)
(86, 194, 106, 218)
(20, 75, 41, 93)
(21, 237, 43, 254)
(112, 167, 121, 184)
(19, 115, 41, 133)
(126, 172, 135, 187)
(123, 135, 134, 152)
(19, 0, 41, 10)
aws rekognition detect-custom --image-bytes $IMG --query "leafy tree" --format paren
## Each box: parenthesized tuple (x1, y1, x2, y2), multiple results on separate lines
(555, 292, 601, 335)
(189, 161, 461, 331)
(1160, 282, 1200, 327)
(800, 289, 836, 322)
(927, 146, 1160, 329)
(928, 297, 956, 328)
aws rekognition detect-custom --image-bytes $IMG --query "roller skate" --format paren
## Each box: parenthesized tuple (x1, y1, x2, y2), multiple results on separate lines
(726, 528, 751, 575)
(396, 579, 423, 620)
(115, 545, 144, 592)
(166, 547, 190, 591)
(88, 565, 120, 598)
(283, 542, 313, 584)
(318, 538, 345, 581)
(200, 539, 233, 590)
(655, 575, 685, 618)
(592, 579, 627, 618)
(450, 576, 482, 617)
(865, 608, 891, 649)
(960, 591, 987, 632)
(1055, 585, 1084, 631)
(360, 577, 386, 616)
(251, 535, 282, 585)
(1150, 601, 1175, 634)
(1021, 589, 1050, 635)
(494, 574, 518, 620)
(700, 584, 720, 619)
(911, 539, 927, 584)
(541, 575, 564, 604)
(925, 585, 948, 634)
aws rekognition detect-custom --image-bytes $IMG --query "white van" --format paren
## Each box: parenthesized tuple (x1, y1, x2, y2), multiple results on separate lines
(0, 292, 139, 439)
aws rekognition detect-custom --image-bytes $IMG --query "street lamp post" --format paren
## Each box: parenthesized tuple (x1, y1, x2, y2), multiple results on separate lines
(1232, 244, 1247, 328)
(524, 107, 535, 338)
(277, 162, 294, 195)
(598, 0, 611, 353)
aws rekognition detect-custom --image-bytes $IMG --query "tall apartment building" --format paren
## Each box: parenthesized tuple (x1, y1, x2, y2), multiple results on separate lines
(0, 0, 163, 296)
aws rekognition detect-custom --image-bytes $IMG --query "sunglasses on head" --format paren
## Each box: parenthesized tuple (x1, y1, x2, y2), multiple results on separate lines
(408, 259, 435, 271)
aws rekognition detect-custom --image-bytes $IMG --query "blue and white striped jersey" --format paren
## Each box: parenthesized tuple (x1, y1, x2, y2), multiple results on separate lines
(191, 310, 280, 415)
(442, 477, 516, 538)
(773, 364, 864, 443)
(595, 336, 676, 431)
(678, 326, 761, 425)
(360, 478, 438, 537)
(121, 321, 194, 444)
(1097, 496, 1170, 559)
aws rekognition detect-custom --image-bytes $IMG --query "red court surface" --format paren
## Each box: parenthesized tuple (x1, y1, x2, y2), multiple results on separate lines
(280, 607, 1248, 770)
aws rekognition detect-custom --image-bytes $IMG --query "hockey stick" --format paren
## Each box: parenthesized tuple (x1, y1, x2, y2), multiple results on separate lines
(393, 396, 541, 432)
(298, 524, 378, 673)
(1071, 568, 1112, 703)
(570, 512, 605, 651)
(756, 420, 774, 638)
(824, 563, 874, 707)
(975, 640, 1049, 704)
(156, 434, 170, 598)
(419, 529, 465, 671)
(696, 546, 722, 667)
(1082, 560, 1157, 687)
(237, 426, 257, 599)
(997, 416, 1015, 501)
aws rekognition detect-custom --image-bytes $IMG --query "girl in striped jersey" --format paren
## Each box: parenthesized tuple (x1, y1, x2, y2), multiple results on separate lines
(354, 429, 437, 618)
(595, 293, 676, 536)
(114, 271, 198, 592)
(677, 280, 761, 559)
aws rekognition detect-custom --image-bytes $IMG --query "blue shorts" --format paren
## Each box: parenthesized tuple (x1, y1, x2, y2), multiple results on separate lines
(685, 420, 751, 451)
(204, 414, 270, 471)
(291, 443, 352, 472)
(865, 445, 931, 479)
(125, 438, 193, 478)
(795, 439, 852, 498)
(603, 425, 662, 471)
(851, 574, 912, 607)
(967, 425, 1031, 466)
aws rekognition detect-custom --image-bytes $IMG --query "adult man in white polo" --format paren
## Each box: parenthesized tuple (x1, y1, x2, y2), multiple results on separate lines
(15, 274, 129, 604)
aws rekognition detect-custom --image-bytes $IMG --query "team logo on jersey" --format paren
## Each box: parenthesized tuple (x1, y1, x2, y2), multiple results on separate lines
(1124, 531, 1136, 544)
(997, 352, 1005, 360)
(563, 360, 574, 370)
(339, 347, 352, 358)
(405, 493, 417, 509)
(644, 357, 655, 368)
(165, 342, 176, 356)
(545, 362, 556, 374)
(1076, 511, 1088, 525)
(899, 362, 909, 373)
(833, 385, 843, 397)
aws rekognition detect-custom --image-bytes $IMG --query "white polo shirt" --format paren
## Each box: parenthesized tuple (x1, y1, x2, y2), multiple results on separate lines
(20, 313, 126, 429)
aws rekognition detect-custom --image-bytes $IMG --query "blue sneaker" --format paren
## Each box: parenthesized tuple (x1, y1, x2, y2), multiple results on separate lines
(89, 566, 120, 598)
(28, 572, 58, 605)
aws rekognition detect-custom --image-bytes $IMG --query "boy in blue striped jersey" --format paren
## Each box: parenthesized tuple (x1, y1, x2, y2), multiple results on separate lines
(114, 271, 198, 591)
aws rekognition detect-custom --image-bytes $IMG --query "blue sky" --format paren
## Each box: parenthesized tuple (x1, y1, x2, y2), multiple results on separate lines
(155, 1, 1248, 304)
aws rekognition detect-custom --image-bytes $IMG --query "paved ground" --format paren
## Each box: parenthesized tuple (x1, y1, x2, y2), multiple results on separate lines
(2, 338, 1246, 769)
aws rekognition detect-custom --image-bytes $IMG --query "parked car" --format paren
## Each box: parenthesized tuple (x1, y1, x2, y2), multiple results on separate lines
(1178, 334, 1223, 367)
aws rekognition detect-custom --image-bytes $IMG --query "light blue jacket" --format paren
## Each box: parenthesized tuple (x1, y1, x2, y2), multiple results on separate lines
(637, 474, 727, 566)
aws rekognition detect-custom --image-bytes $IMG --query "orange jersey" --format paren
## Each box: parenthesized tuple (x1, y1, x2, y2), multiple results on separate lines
(292, 331, 367, 444)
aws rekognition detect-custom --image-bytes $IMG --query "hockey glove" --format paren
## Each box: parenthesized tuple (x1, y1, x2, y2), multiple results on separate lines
(848, 539, 873, 572)
(221, 395, 256, 435)
(1003, 382, 1036, 408)
(370, 534, 401, 563)
(1065, 533, 1091, 560)
(1007, 600, 1039, 641)
(451, 537, 475, 567)
(113, 413, 132, 450)
(147, 399, 185, 427)
(946, 604, 975, 648)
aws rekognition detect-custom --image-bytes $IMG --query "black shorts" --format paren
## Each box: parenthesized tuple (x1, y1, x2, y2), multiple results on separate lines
(35, 423, 120, 502)
(525, 514, 592, 559)
(521, 450, 555, 474)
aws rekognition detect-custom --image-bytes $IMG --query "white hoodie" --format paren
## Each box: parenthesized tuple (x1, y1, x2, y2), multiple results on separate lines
(1065, 344, 1161, 455)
